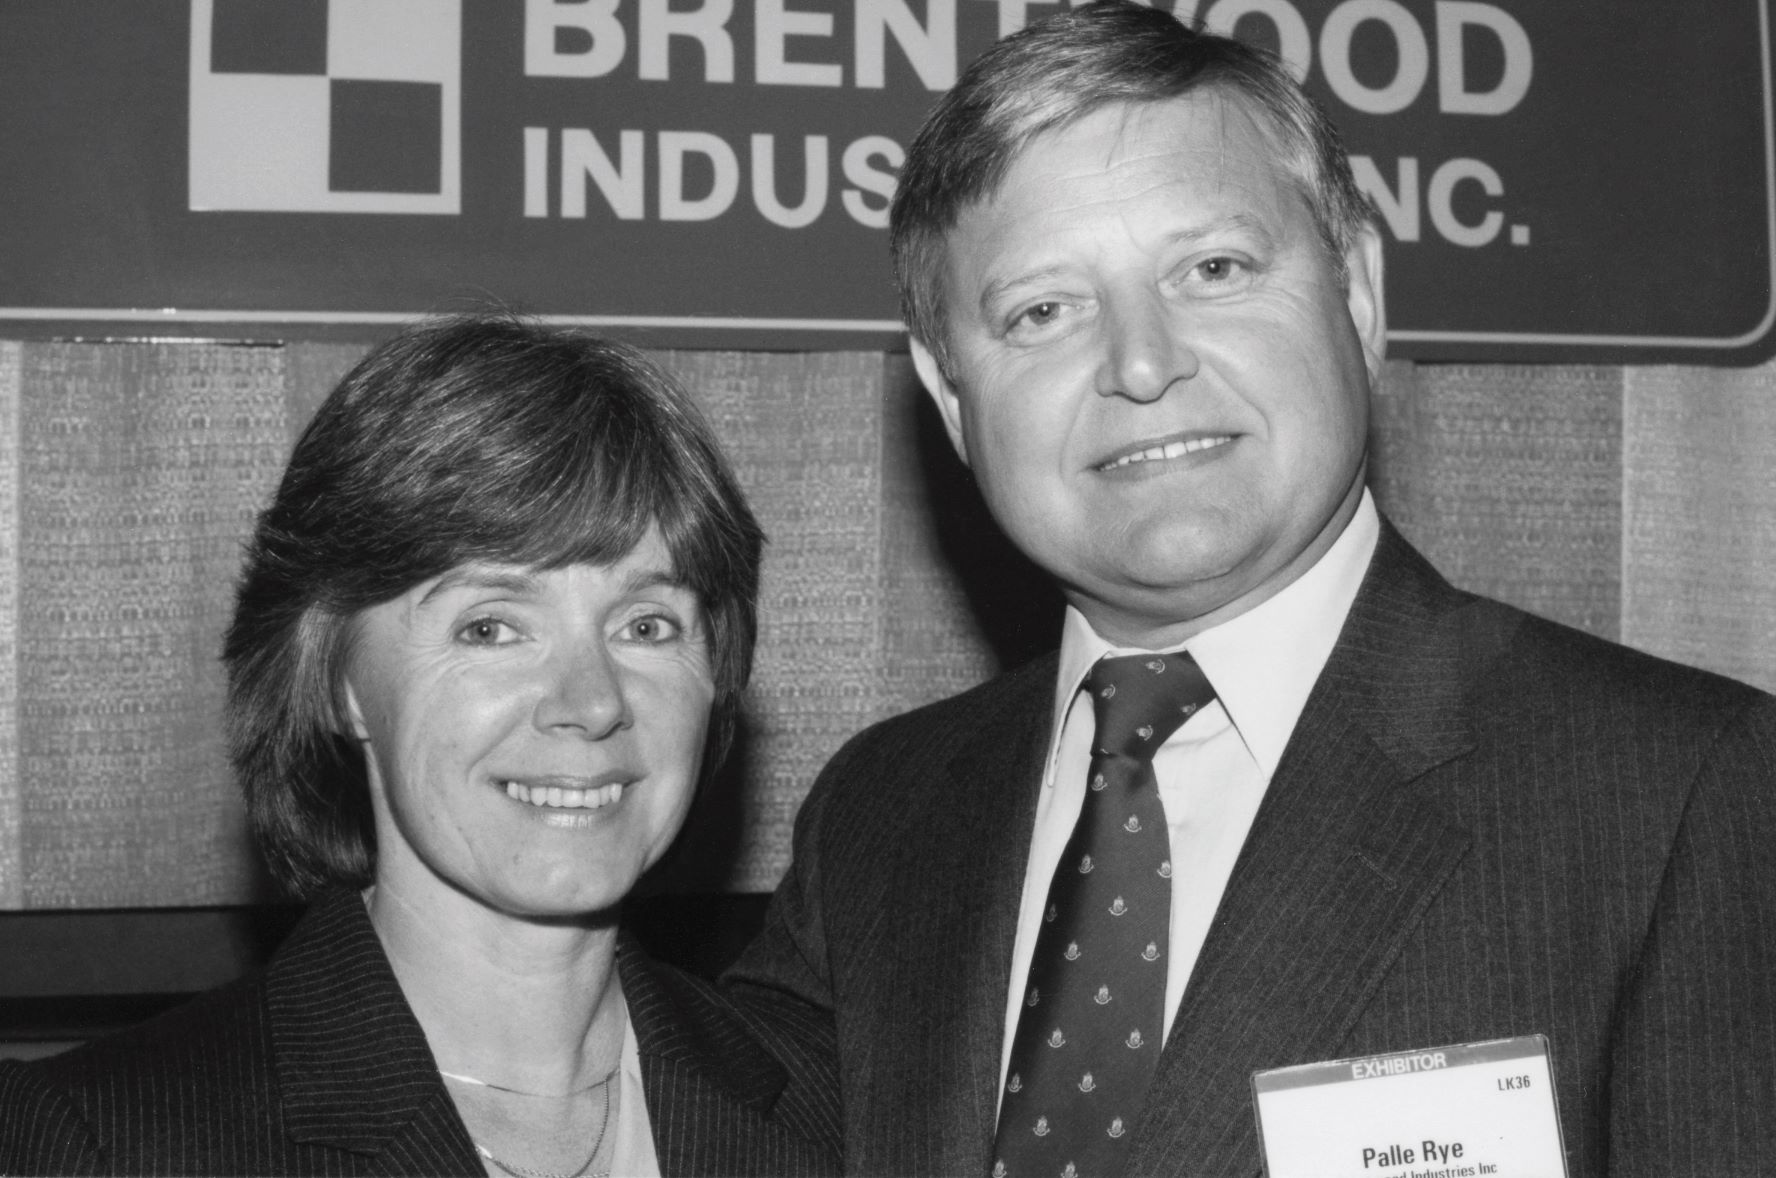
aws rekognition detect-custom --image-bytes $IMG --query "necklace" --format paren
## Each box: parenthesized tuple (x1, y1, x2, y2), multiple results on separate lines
(440, 1067, 616, 1100)
(443, 1065, 617, 1178)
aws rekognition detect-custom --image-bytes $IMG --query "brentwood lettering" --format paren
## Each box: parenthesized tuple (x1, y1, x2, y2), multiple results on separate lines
(517, 0, 1539, 248)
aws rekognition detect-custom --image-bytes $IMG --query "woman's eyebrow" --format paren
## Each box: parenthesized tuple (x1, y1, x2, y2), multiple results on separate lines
(417, 567, 542, 607)
(621, 567, 694, 595)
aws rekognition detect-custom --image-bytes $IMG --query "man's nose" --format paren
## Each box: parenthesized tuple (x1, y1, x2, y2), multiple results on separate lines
(534, 644, 631, 739)
(1095, 293, 1198, 403)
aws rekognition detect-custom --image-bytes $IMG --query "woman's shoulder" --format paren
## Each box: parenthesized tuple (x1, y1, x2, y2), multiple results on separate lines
(0, 893, 411, 1176)
(0, 1055, 99, 1175)
(0, 974, 270, 1175)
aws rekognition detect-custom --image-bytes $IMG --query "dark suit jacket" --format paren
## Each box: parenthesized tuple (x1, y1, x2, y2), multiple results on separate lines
(726, 521, 1776, 1177)
(0, 889, 840, 1176)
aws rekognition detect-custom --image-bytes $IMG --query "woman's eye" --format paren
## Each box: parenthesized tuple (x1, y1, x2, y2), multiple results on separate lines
(1015, 301, 1063, 330)
(457, 617, 520, 646)
(621, 613, 682, 643)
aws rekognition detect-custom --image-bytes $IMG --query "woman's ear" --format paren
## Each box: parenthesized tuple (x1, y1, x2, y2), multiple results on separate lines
(339, 679, 371, 743)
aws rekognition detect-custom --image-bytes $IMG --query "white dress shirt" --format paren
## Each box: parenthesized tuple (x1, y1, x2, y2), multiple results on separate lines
(997, 491, 1381, 1096)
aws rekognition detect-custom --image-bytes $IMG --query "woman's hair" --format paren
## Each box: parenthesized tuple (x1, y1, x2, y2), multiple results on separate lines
(224, 314, 764, 898)
(890, 0, 1375, 378)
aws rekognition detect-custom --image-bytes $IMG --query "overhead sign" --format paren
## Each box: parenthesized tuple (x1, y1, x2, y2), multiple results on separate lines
(2, 0, 1772, 362)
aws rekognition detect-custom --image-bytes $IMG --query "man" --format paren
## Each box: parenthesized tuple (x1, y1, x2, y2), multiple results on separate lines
(727, 3, 1776, 1175)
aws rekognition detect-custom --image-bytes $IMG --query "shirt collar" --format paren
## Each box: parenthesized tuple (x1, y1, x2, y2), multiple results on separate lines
(1051, 489, 1380, 779)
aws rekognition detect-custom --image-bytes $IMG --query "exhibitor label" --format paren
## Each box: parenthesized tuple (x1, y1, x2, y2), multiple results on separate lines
(1253, 1035, 1568, 1178)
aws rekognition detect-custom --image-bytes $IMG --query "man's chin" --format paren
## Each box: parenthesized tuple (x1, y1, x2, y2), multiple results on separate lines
(1065, 564, 1259, 648)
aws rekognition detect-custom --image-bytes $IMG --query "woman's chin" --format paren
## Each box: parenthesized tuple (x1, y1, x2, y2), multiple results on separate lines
(385, 861, 640, 933)
(476, 870, 638, 927)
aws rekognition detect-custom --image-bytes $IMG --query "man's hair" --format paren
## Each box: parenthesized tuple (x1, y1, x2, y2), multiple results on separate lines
(223, 314, 764, 898)
(889, 0, 1375, 374)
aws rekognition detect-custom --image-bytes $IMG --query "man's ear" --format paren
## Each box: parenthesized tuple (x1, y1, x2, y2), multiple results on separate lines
(910, 336, 970, 468)
(1344, 221, 1387, 383)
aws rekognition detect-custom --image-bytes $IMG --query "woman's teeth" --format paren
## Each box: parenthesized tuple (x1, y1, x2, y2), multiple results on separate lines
(503, 781, 626, 809)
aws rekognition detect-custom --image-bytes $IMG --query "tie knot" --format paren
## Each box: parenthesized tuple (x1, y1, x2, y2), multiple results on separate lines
(1087, 651, 1216, 763)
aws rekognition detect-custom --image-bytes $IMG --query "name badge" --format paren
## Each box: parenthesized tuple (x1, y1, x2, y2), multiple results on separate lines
(1252, 1035, 1568, 1178)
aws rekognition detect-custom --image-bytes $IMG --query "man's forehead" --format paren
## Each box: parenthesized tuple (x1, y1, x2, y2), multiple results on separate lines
(944, 91, 1306, 263)
(993, 89, 1289, 199)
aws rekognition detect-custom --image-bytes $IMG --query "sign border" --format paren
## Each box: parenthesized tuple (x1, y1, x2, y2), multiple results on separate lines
(2, 3, 1770, 359)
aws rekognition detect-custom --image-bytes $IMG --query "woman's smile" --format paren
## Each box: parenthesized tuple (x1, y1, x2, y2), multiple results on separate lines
(501, 778, 629, 810)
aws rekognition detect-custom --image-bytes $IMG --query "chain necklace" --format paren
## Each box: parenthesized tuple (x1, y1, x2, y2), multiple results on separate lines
(442, 1065, 616, 1178)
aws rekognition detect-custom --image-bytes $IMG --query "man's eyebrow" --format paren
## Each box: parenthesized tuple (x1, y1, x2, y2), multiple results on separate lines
(976, 214, 1278, 312)
(1158, 213, 1277, 251)
(979, 264, 1074, 315)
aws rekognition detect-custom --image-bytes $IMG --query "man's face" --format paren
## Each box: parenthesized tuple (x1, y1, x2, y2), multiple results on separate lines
(912, 92, 1385, 649)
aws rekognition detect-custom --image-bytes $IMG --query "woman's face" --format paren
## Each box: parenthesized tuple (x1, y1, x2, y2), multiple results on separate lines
(342, 529, 716, 920)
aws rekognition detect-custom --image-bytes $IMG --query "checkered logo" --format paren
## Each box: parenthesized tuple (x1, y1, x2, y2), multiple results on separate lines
(188, 0, 460, 213)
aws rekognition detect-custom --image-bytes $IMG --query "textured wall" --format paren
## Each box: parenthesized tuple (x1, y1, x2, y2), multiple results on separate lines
(0, 340, 1771, 908)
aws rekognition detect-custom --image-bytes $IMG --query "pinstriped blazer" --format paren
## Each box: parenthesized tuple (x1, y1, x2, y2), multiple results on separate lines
(0, 889, 841, 1177)
(726, 520, 1776, 1177)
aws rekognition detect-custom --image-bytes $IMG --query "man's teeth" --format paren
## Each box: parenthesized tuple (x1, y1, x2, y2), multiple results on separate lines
(503, 781, 626, 809)
(1106, 435, 1233, 469)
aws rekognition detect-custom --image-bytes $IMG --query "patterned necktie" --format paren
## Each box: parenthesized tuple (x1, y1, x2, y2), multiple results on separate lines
(993, 651, 1217, 1178)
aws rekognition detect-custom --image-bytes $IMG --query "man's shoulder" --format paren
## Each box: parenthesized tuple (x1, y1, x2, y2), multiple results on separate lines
(1459, 592, 1771, 720)
(827, 651, 1060, 767)
(1420, 592, 1776, 805)
(1361, 523, 1772, 733)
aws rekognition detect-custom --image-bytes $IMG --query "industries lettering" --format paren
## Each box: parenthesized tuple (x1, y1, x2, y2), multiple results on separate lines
(525, 126, 901, 229)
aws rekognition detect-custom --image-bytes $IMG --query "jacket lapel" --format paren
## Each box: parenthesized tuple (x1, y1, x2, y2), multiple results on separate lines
(1129, 524, 1480, 1175)
(907, 654, 1057, 1176)
(621, 939, 812, 1177)
(268, 890, 483, 1174)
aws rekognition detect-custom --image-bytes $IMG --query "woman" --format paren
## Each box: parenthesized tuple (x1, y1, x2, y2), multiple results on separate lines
(0, 315, 839, 1177)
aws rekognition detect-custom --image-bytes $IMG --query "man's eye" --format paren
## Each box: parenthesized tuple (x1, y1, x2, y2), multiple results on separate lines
(457, 617, 520, 646)
(1192, 256, 1251, 285)
(621, 614, 682, 643)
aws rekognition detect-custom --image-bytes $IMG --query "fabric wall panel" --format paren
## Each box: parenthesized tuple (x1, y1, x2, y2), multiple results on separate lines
(657, 350, 888, 892)
(877, 355, 1016, 715)
(1369, 362, 1623, 640)
(14, 342, 287, 908)
(0, 343, 20, 908)
(284, 341, 373, 446)
(4, 340, 1774, 909)
(1623, 362, 1776, 693)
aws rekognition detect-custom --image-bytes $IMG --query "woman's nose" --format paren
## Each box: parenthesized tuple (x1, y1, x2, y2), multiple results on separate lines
(1095, 293, 1198, 403)
(534, 645, 631, 739)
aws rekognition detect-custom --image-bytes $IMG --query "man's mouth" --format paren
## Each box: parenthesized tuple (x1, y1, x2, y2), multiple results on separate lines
(1098, 434, 1235, 471)
(501, 780, 628, 809)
